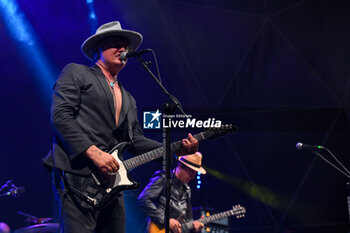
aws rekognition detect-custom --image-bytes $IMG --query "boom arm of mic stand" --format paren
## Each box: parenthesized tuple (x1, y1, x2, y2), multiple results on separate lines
(135, 57, 187, 115)
(312, 150, 350, 224)
(312, 151, 350, 179)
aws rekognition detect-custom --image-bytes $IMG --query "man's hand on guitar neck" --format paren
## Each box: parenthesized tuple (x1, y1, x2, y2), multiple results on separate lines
(169, 218, 182, 233)
(192, 216, 204, 232)
(177, 133, 199, 156)
(84, 145, 120, 174)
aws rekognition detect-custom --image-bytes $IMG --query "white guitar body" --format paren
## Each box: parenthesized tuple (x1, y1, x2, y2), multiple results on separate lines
(106, 148, 134, 192)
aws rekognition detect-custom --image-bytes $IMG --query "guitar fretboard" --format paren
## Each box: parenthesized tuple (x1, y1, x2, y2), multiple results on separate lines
(200, 209, 236, 225)
(183, 207, 245, 231)
(123, 132, 205, 171)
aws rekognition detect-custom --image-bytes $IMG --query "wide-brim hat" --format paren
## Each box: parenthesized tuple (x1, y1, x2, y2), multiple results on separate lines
(81, 21, 143, 61)
(179, 152, 206, 174)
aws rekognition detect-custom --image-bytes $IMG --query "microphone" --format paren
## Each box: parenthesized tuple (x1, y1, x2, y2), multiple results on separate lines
(296, 142, 324, 150)
(5, 186, 25, 197)
(120, 49, 152, 60)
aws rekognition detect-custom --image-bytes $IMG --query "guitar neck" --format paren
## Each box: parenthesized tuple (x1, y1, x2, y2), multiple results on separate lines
(199, 209, 236, 225)
(123, 132, 206, 171)
(184, 209, 238, 231)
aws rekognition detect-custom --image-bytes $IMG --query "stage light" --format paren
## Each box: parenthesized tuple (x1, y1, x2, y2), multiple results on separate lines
(0, 0, 33, 45)
(196, 172, 202, 189)
(0, 0, 56, 106)
(205, 166, 284, 208)
(89, 12, 96, 20)
(86, 0, 98, 34)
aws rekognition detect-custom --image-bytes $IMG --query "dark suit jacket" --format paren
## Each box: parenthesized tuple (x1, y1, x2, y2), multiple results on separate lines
(42, 63, 161, 175)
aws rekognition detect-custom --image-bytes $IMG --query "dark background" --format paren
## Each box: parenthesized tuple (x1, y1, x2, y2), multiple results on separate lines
(0, 0, 350, 232)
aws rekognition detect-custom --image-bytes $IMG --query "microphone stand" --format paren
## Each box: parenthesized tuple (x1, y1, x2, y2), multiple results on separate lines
(311, 148, 350, 226)
(135, 56, 187, 233)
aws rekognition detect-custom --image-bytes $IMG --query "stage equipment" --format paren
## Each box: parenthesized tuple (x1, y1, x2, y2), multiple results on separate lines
(17, 211, 53, 225)
(14, 212, 58, 233)
(296, 143, 350, 223)
(13, 223, 59, 233)
(0, 180, 25, 197)
(120, 49, 152, 60)
(295, 142, 324, 150)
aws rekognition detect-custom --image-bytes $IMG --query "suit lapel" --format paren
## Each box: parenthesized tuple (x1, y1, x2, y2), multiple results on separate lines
(118, 83, 130, 127)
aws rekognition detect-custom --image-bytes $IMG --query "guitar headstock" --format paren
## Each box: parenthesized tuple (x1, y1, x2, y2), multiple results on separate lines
(202, 124, 238, 140)
(232, 204, 246, 219)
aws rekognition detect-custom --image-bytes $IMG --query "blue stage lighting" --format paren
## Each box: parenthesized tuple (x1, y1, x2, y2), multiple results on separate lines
(0, 0, 56, 106)
(196, 172, 202, 189)
(86, 0, 98, 33)
(89, 13, 96, 20)
(0, 0, 34, 45)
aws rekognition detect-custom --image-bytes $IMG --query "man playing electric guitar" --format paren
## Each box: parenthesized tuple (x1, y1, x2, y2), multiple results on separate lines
(138, 152, 206, 233)
(42, 21, 198, 233)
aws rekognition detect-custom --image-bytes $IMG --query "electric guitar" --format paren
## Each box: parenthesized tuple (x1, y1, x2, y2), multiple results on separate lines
(64, 125, 237, 211)
(147, 205, 246, 233)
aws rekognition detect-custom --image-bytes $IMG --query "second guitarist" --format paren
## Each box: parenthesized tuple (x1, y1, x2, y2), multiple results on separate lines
(138, 152, 206, 233)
